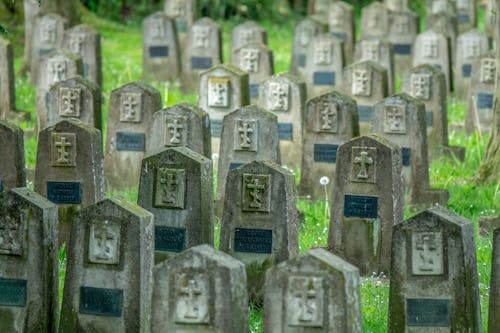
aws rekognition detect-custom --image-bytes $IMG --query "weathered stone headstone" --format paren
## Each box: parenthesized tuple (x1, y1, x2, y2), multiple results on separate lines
(181, 17, 222, 92)
(151, 244, 248, 333)
(22, 0, 41, 73)
(385, 0, 409, 11)
(46, 76, 102, 131)
(0, 37, 17, 119)
(328, 135, 404, 275)
(371, 94, 449, 206)
(142, 11, 180, 82)
(104, 81, 162, 190)
(426, 11, 458, 68)
(219, 161, 299, 302)
(299, 91, 359, 200)
(290, 17, 328, 77)
(388, 206, 482, 332)
(354, 38, 395, 94)
(0, 121, 26, 193)
(257, 72, 306, 168)
(230, 21, 267, 60)
(360, 2, 389, 40)
(304, 33, 343, 97)
(387, 9, 419, 76)
(328, 1, 355, 64)
(456, 0, 476, 33)
(0, 188, 58, 333)
(38, 0, 80, 27)
(62, 24, 102, 88)
(488, 223, 500, 331)
(263, 248, 362, 333)
(138, 147, 213, 263)
(59, 199, 154, 333)
(164, 0, 196, 51)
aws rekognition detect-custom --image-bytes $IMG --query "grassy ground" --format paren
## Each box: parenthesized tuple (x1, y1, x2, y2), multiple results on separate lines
(4, 5, 499, 332)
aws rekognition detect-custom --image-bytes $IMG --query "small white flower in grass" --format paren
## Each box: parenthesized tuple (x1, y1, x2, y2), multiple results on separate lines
(319, 176, 330, 186)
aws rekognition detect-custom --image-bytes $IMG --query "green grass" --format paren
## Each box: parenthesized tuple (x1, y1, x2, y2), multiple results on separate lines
(4, 5, 499, 332)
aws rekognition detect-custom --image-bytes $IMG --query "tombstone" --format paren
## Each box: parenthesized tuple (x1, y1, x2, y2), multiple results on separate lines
(385, 0, 409, 11)
(198, 64, 249, 153)
(304, 33, 343, 97)
(142, 12, 180, 82)
(354, 38, 395, 94)
(466, 51, 496, 134)
(138, 147, 213, 263)
(151, 244, 248, 333)
(62, 24, 102, 88)
(59, 199, 154, 333)
(257, 72, 306, 168)
(181, 17, 222, 92)
(360, 2, 389, 40)
(290, 17, 328, 78)
(371, 94, 449, 206)
(263, 248, 362, 332)
(307, 0, 334, 19)
(219, 161, 299, 302)
(0, 188, 58, 332)
(299, 91, 359, 200)
(38, 0, 80, 27)
(387, 9, 419, 76)
(0, 121, 26, 193)
(456, 0, 476, 33)
(426, 11, 458, 68)
(340, 60, 388, 134)
(231, 41, 274, 103)
(455, 29, 490, 96)
(104, 81, 162, 190)
(0, 37, 17, 119)
(164, 0, 196, 51)
(328, 1, 355, 64)
(22, 0, 41, 73)
(488, 224, 500, 332)
(148, 103, 211, 157)
(36, 51, 83, 131)
(412, 29, 452, 92)
(46, 76, 102, 131)
(388, 206, 482, 332)
(230, 21, 267, 60)
(328, 135, 404, 275)
(427, 0, 456, 14)
(30, 13, 67, 85)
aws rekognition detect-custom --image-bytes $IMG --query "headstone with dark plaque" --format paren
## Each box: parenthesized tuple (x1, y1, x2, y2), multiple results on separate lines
(371, 94, 449, 206)
(152, 244, 248, 333)
(426, 11, 458, 69)
(328, 1, 355, 64)
(230, 21, 267, 60)
(328, 135, 404, 275)
(164, 0, 196, 51)
(354, 38, 395, 94)
(299, 90, 359, 200)
(142, 11, 180, 82)
(0, 188, 58, 333)
(219, 161, 299, 302)
(388, 205, 482, 332)
(257, 72, 306, 169)
(138, 147, 213, 263)
(456, 0, 476, 33)
(263, 248, 362, 333)
(104, 81, 162, 190)
(387, 9, 419, 76)
(60, 199, 154, 333)
(181, 17, 222, 92)
(360, 2, 389, 40)
(0, 121, 26, 193)
(488, 223, 500, 332)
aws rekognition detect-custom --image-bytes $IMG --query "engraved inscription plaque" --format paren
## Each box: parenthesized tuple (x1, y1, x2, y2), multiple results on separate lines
(480, 59, 496, 84)
(51, 133, 77, 167)
(242, 174, 270, 212)
(250, 83, 260, 98)
(317, 102, 338, 133)
(412, 231, 444, 275)
(0, 278, 27, 307)
(286, 276, 324, 327)
(208, 77, 230, 108)
(149, 46, 169, 58)
(352, 69, 371, 97)
(0, 212, 24, 256)
(462, 64, 472, 78)
(210, 119, 222, 137)
(234, 228, 272, 253)
(69, 32, 85, 54)
(313, 144, 339, 163)
(411, 74, 431, 100)
(48, 59, 67, 84)
(41, 19, 56, 43)
(422, 39, 438, 58)
(240, 48, 260, 73)
(402, 147, 411, 166)
(47, 181, 82, 204)
(154, 168, 186, 209)
(314, 40, 332, 65)
(477, 93, 494, 109)
(267, 82, 289, 112)
(119, 93, 142, 123)
(358, 105, 375, 122)
(116, 132, 146, 151)
(175, 273, 210, 324)
(88, 220, 121, 265)
(362, 40, 380, 62)
(191, 57, 212, 70)
(164, 116, 187, 147)
(384, 104, 407, 134)
(278, 123, 293, 141)
(343, 195, 378, 218)
(393, 44, 412, 55)
(155, 226, 185, 252)
(350, 147, 376, 183)
(235, 119, 258, 152)
(193, 26, 210, 48)
(59, 87, 81, 117)
(406, 298, 451, 327)
(313, 72, 335, 85)
(79, 286, 124, 317)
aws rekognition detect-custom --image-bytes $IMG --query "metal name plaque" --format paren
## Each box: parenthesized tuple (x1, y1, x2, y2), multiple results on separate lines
(298, 54, 306, 67)
(0, 278, 27, 307)
(155, 226, 186, 252)
(477, 93, 494, 109)
(426, 111, 434, 127)
(191, 57, 212, 70)
(332, 31, 346, 41)
(344, 195, 378, 218)
(278, 123, 293, 141)
(402, 147, 411, 166)
(462, 64, 472, 78)
(0, 178, 3, 192)
(457, 14, 470, 23)
(406, 298, 451, 327)
(176, 20, 187, 33)
(229, 162, 244, 170)
(250, 83, 260, 99)
(79, 286, 124, 317)
(116, 132, 146, 151)
(39, 48, 55, 57)
(313, 144, 339, 163)
(47, 181, 81, 204)
(149, 46, 169, 58)
(234, 228, 272, 254)
(358, 105, 375, 122)
(210, 119, 222, 137)
(393, 44, 412, 55)
(313, 71, 335, 85)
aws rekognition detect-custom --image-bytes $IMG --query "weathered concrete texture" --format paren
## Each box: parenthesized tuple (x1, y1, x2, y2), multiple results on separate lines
(164, 0, 196, 52)
(360, 2, 389, 40)
(0, 121, 26, 192)
(354, 38, 395, 94)
(230, 21, 268, 60)
(328, 1, 355, 64)
(387, 9, 419, 77)
(426, 8, 458, 71)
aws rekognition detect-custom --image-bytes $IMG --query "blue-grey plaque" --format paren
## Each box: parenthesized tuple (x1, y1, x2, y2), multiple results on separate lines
(458, 14, 470, 23)
(229, 162, 244, 170)
(332, 31, 346, 41)
(278, 123, 293, 141)
(462, 64, 472, 78)
(313, 144, 339, 163)
(176, 20, 187, 33)
(298, 54, 306, 67)
(234, 228, 272, 254)
(211, 119, 222, 137)
(313, 71, 335, 85)
(344, 195, 378, 218)
(0, 178, 3, 192)
(426, 111, 433, 127)
(47, 181, 81, 204)
(79, 286, 124, 317)
(393, 44, 412, 55)
(402, 147, 411, 166)
(406, 298, 451, 327)
(433, 64, 442, 70)
(155, 226, 185, 252)
(250, 83, 259, 98)
(83, 64, 90, 78)
(39, 48, 55, 57)
(358, 105, 375, 122)
(191, 57, 212, 70)
(116, 132, 146, 151)
(0, 278, 27, 307)
(477, 93, 494, 109)
(149, 46, 169, 58)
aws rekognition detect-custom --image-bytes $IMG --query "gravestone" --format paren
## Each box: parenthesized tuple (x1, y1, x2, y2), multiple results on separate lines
(181, 17, 222, 92)
(59, 199, 154, 333)
(148, 103, 211, 157)
(385, 0, 409, 10)
(142, 11, 180, 82)
(198, 64, 249, 153)
(230, 21, 267, 60)
(328, 135, 404, 275)
(0, 121, 26, 193)
(299, 91, 359, 200)
(231, 41, 274, 103)
(488, 223, 500, 332)
(466, 51, 496, 134)
(36, 51, 83, 131)
(304, 33, 343, 97)
(257, 72, 306, 168)
(151, 244, 248, 333)
(0, 188, 58, 333)
(360, 2, 389, 40)
(47, 76, 102, 131)
(219, 161, 299, 302)
(371, 94, 449, 206)
(30, 13, 67, 85)
(0, 37, 19, 119)
(426, 11, 458, 69)
(387, 9, 419, 76)
(263, 248, 362, 333)
(138, 147, 213, 263)
(22, 0, 41, 74)
(104, 81, 162, 190)
(388, 206, 482, 332)
(34, 119, 105, 245)
(354, 38, 395, 94)
(38, 0, 80, 26)
(340, 60, 388, 134)
(328, 1, 355, 64)
(63, 24, 102, 88)
(412, 29, 452, 92)
(307, 0, 334, 19)
(456, 0, 476, 33)
(215, 105, 280, 212)
(164, 0, 196, 51)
